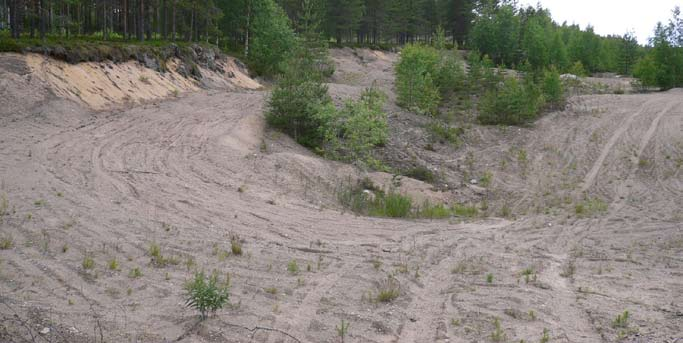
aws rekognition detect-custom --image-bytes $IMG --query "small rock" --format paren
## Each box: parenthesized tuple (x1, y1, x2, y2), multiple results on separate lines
(469, 178, 478, 185)
(40, 327, 50, 335)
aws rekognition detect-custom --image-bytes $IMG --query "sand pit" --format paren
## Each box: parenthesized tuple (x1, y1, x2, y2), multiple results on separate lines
(0, 49, 681, 343)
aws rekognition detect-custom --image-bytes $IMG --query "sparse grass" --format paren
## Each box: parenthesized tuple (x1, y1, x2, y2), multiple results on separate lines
(139, 75, 150, 84)
(264, 287, 278, 295)
(529, 310, 536, 320)
(490, 318, 506, 342)
(416, 200, 452, 219)
(426, 121, 464, 146)
(486, 273, 494, 284)
(560, 261, 576, 278)
(34, 199, 45, 206)
(480, 171, 493, 187)
(372, 258, 382, 270)
(82, 255, 95, 270)
(108, 258, 119, 271)
(612, 310, 629, 328)
(287, 260, 299, 274)
(149, 242, 178, 267)
(403, 166, 437, 183)
(540, 328, 550, 343)
(0, 194, 8, 218)
(0, 235, 14, 250)
(336, 319, 350, 343)
(521, 268, 535, 283)
(375, 276, 400, 303)
(61, 244, 69, 253)
(129, 267, 143, 278)
(575, 197, 608, 217)
(231, 238, 243, 256)
(453, 203, 479, 218)
(638, 158, 649, 168)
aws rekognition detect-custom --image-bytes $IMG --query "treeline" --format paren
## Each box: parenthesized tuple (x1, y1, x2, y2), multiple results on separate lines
(1, 0, 222, 41)
(634, 7, 683, 90)
(467, 2, 641, 75)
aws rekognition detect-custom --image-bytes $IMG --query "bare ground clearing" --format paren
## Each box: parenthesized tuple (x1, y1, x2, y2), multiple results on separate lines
(0, 49, 681, 343)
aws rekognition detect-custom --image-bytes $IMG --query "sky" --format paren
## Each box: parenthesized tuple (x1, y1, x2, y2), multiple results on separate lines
(517, 0, 681, 45)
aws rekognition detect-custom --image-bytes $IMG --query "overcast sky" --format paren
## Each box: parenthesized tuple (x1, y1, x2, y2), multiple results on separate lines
(517, 0, 681, 45)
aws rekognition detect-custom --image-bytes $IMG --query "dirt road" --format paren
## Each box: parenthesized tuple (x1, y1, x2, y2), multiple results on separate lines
(0, 50, 681, 343)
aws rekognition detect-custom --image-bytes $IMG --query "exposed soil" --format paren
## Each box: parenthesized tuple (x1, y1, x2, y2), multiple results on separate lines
(0, 49, 681, 343)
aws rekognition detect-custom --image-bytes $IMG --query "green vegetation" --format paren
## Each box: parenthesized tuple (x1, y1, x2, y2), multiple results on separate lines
(395, 43, 464, 115)
(375, 276, 400, 303)
(575, 197, 608, 217)
(0, 235, 14, 250)
(490, 318, 506, 342)
(338, 177, 482, 219)
(129, 267, 143, 278)
(336, 319, 350, 343)
(231, 238, 243, 256)
(82, 255, 95, 270)
(184, 271, 230, 320)
(403, 166, 437, 183)
(486, 273, 494, 284)
(108, 258, 120, 271)
(612, 310, 630, 328)
(287, 260, 299, 274)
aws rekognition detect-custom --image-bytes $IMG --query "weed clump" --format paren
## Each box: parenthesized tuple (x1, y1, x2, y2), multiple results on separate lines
(0, 235, 14, 250)
(575, 197, 608, 217)
(375, 276, 400, 303)
(184, 271, 229, 319)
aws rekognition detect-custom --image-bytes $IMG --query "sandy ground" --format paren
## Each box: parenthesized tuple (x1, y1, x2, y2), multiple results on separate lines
(0, 50, 681, 343)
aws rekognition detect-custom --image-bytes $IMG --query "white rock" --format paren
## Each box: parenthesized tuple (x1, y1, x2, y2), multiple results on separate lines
(40, 327, 50, 335)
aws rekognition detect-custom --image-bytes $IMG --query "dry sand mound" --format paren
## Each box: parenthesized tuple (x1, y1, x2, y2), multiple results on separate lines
(18, 52, 260, 110)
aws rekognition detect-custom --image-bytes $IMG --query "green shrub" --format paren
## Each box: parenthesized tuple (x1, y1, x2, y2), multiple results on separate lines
(416, 200, 452, 219)
(317, 86, 388, 165)
(542, 66, 566, 109)
(267, 65, 332, 149)
(0, 37, 23, 53)
(247, 0, 297, 76)
(396, 44, 442, 115)
(478, 77, 542, 125)
(426, 121, 464, 146)
(453, 204, 479, 217)
(370, 191, 413, 218)
(185, 271, 230, 319)
(633, 55, 658, 88)
(569, 61, 588, 77)
(403, 166, 437, 183)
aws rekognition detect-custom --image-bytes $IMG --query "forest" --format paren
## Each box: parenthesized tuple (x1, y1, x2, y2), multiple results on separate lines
(1, 0, 682, 87)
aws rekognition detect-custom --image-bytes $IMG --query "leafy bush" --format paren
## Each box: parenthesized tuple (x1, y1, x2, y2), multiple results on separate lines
(403, 166, 437, 183)
(247, 0, 297, 76)
(396, 44, 467, 115)
(317, 86, 388, 165)
(395, 44, 441, 115)
(426, 121, 464, 146)
(185, 271, 229, 319)
(568, 61, 588, 77)
(337, 179, 412, 218)
(266, 48, 333, 149)
(541, 67, 566, 109)
(633, 55, 658, 88)
(478, 77, 543, 125)
(416, 200, 452, 219)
